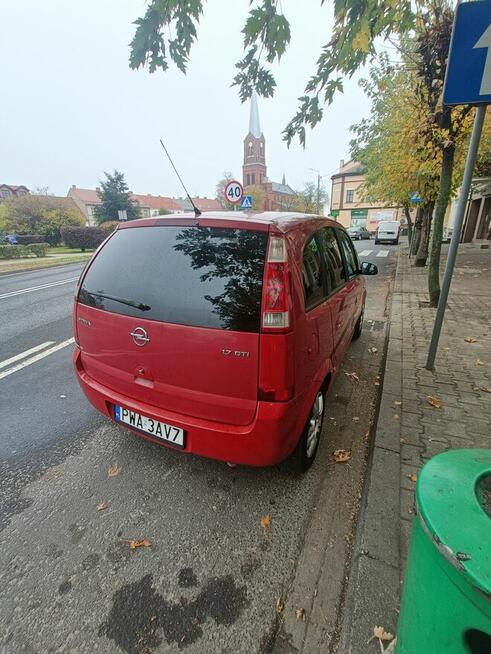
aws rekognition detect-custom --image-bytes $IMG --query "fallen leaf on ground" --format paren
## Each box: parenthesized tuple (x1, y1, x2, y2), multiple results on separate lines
(96, 502, 109, 511)
(369, 626, 395, 651)
(427, 395, 442, 409)
(400, 437, 406, 444)
(353, 416, 360, 422)
(478, 386, 491, 393)
(368, 347, 378, 354)
(332, 449, 352, 463)
(408, 473, 418, 483)
(394, 414, 400, 420)
(260, 515, 271, 529)
(345, 371, 360, 383)
(393, 400, 402, 407)
(276, 597, 284, 614)
(464, 337, 478, 343)
(295, 608, 306, 621)
(123, 538, 152, 550)
(374, 381, 380, 387)
(475, 360, 486, 367)
(107, 463, 121, 477)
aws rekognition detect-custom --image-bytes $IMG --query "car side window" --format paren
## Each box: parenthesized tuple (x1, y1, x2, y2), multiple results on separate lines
(336, 229, 360, 279)
(317, 227, 346, 294)
(302, 235, 325, 310)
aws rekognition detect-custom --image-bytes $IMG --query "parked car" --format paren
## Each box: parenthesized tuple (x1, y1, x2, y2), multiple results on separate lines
(4, 234, 18, 244)
(73, 213, 377, 472)
(375, 221, 400, 244)
(347, 225, 371, 240)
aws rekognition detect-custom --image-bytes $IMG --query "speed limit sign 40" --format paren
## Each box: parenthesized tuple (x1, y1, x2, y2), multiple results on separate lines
(224, 180, 244, 204)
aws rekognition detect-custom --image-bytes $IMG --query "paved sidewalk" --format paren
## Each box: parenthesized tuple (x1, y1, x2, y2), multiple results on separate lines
(340, 242, 491, 653)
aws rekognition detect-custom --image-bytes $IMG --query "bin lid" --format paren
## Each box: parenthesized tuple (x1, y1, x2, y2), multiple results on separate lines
(416, 449, 491, 598)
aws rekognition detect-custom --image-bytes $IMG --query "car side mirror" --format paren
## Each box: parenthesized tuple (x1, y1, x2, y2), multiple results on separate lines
(360, 261, 378, 275)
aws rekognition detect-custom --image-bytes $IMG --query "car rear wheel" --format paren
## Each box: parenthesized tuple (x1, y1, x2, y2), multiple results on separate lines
(286, 391, 325, 473)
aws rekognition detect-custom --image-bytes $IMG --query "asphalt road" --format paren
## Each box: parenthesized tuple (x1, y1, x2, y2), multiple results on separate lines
(0, 241, 397, 654)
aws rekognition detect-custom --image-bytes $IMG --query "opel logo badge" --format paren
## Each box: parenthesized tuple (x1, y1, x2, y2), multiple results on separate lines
(130, 327, 150, 347)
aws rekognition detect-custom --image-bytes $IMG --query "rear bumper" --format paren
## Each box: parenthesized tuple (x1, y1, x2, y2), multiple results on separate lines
(73, 348, 302, 466)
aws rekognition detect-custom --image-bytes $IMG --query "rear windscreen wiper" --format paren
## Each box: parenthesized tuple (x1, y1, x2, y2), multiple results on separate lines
(88, 291, 151, 312)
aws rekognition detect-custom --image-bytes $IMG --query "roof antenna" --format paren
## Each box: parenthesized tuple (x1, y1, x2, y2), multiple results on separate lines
(159, 138, 201, 217)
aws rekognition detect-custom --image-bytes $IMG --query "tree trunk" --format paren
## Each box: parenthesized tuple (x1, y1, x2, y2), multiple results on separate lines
(412, 207, 423, 255)
(415, 202, 434, 267)
(403, 204, 413, 249)
(428, 145, 455, 306)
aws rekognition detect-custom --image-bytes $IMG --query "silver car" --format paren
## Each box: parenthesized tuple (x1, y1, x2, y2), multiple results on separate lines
(347, 226, 371, 240)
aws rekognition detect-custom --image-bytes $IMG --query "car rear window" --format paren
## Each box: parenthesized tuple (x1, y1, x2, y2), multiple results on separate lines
(78, 225, 268, 332)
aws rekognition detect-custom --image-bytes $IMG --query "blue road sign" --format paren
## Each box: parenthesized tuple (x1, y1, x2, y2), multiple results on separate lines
(444, 0, 491, 106)
(240, 195, 253, 209)
(410, 191, 423, 204)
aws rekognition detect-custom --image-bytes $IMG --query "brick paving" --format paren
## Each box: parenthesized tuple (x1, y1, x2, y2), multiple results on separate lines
(340, 242, 491, 653)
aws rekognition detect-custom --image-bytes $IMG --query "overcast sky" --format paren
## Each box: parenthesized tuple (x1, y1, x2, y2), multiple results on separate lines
(0, 1, 372, 199)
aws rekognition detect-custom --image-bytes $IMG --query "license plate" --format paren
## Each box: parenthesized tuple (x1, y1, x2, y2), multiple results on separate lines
(114, 405, 185, 448)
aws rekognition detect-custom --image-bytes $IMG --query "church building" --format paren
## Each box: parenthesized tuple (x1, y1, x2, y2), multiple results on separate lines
(242, 93, 295, 210)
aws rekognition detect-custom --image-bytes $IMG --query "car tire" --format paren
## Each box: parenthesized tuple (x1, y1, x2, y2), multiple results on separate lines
(286, 390, 325, 473)
(352, 304, 364, 341)
(374, 239, 379, 244)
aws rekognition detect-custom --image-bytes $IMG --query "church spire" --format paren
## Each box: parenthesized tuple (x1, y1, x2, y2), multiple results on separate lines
(248, 91, 261, 138)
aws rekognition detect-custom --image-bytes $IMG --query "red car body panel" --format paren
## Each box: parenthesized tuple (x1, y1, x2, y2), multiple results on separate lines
(73, 212, 366, 467)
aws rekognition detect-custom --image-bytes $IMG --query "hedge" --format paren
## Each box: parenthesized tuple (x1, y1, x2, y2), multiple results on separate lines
(29, 243, 49, 257)
(15, 235, 45, 245)
(60, 226, 105, 252)
(99, 221, 120, 236)
(0, 243, 50, 259)
(0, 245, 29, 259)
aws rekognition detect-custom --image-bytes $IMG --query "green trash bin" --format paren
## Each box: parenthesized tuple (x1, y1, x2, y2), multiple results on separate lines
(396, 449, 491, 653)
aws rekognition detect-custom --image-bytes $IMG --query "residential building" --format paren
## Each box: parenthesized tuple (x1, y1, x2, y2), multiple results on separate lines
(68, 186, 183, 225)
(175, 197, 222, 212)
(0, 184, 30, 202)
(448, 176, 491, 243)
(330, 160, 407, 231)
(242, 93, 295, 210)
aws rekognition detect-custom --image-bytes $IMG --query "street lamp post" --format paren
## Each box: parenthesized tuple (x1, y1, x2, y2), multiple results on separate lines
(309, 168, 328, 215)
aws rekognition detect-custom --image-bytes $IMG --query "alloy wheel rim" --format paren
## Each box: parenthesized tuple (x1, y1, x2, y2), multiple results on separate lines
(306, 392, 324, 458)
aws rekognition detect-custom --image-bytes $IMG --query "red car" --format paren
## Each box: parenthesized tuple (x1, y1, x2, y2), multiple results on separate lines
(73, 212, 377, 472)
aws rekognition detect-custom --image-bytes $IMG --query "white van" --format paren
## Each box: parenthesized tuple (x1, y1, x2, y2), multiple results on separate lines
(375, 221, 400, 244)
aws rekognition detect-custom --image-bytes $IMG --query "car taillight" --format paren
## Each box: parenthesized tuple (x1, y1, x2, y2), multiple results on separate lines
(261, 236, 291, 332)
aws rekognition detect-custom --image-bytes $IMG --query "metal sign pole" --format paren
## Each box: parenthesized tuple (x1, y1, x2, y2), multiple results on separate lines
(426, 104, 487, 370)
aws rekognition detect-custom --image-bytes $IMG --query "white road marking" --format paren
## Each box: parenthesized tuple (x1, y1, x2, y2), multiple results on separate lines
(0, 338, 75, 380)
(358, 249, 373, 256)
(0, 341, 55, 370)
(376, 250, 389, 258)
(0, 277, 79, 300)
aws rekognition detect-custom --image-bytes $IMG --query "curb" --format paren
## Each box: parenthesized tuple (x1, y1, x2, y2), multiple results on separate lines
(338, 247, 403, 653)
(0, 259, 89, 277)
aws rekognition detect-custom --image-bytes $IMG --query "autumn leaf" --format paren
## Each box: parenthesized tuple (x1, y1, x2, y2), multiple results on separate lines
(295, 607, 306, 621)
(427, 395, 442, 409)
(96, 502, 109, 511)
(368, 347, 378, 354)
(261, 515, 271, 529)
(475, 360, 486, 367)
(345, 372, 360, 383)
(373, 626, 394, 641)
(123, 538, 152, 550)
(333, 449, 352, 463)
(408, 473, 418, 482)
(108, 463, 121, 477)
(353, 416, 360, 422)
(393, 400, 402, 407)
(478, 386, 491, 394)
(276, 597, 285, 614)
(464, 337, 478, 343)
